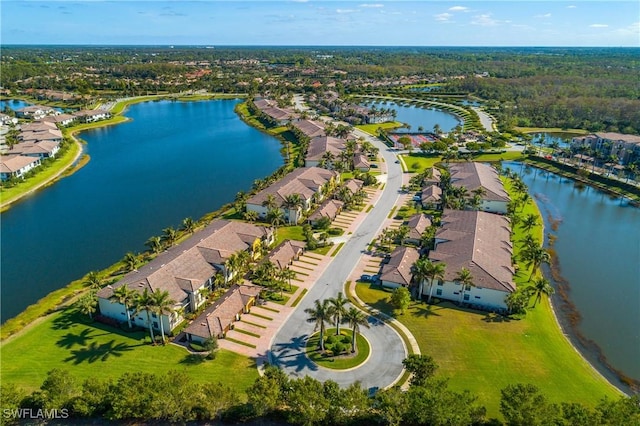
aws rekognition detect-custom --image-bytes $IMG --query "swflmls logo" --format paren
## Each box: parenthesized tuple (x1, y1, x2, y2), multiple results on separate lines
(2, 408, 69, 419)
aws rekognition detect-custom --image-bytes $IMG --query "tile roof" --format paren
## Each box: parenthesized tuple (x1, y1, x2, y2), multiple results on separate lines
(11, 141, 59, 156)
(421, 185, 442, 203)
(292, 119, 326, 138)
(0, 154, 40, 173)
(429, 209, 515, 293)
(184, 284, 262, 339)
(97, 220, 271, 305)
(308, 199, 344, 222)
(268, 240, 306, 269)
(449, 162, 509, 202)
(406, 214, 432, 241)
(353, 153, 370, 169)
(247, 167, 338, 207)
(380, 246, 420, 287)
(20, 121, 58, 132)
(20, 128, 63, 142)
(594, 132, 640, 145)
(344, 179, 364, 194)
(306, 136, 346, 162)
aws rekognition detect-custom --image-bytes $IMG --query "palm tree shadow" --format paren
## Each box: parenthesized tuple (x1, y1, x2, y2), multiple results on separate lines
(51, 309, 82, 330)
(56, 328, 94, 349)
(482, 313, 514, 323)
(411, 304, 442, 320)
(270, 335, 318, 373)
(63, 340, 138, 365)
(180, 353, 208, 365)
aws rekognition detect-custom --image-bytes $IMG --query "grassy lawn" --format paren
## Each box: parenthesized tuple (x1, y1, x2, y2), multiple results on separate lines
(0, 309, 259, 395)
(310, 245, 333, 255)
(355, 283, 619, 417)
(399, 154, 441, 172)
(274, 225, 305, 246)
(306, 329, 369, 370)
(515, 127, 588, 134)
(355, 121, 403, 135)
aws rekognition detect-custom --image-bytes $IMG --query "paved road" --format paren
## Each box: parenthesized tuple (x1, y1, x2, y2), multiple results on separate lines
(269, 129, 407, 389)
(470, 106, 495, 132)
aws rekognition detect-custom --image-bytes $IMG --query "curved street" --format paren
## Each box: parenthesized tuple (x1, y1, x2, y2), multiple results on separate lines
(269, 129, 408, 389)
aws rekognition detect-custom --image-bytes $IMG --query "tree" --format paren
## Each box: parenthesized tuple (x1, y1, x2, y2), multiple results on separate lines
(150, 290, 175, 345)
(520, 213, 539, 234)
(343, 307, 370, 353)
(506, 288, 530, 315)
(76, 292, 97, 320)
(247, 365, 289, 417)
(261, 193, 278, 211)
(411, 258, 431, 299)
(243, 209, 259, 222)
(398, 135, 412, 151)
(402, 354, 439, 387)
(529, 277, 554, 308)
(282, 193, 303, 224)
(111, 285, 136, 328)
(426, 261, 446, 303)
(135, 289, 156, 344)
(522, 246, 551, 280)
(500, 383, 560, 426)
(162, 227, 178, 247)
(455, 267, 475, 304)
(390, 287, 411, 315)
(279, 267, 296, 291)
(328, 292, 348, 335)
(374, 386, 408, 426)
(145, 236, 163, 254)
(305, 299, 331, 352)
(122, 252, 138, 273)
(266, 207, 286, 232)
(285, 376, 329, 426)
(181, 217, 196, 235)
(84, 271, 102, 289)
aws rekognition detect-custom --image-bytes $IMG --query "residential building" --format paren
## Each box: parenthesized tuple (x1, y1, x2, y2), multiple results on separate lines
(96, 220, 273, 333)
(380, 246, 420, 289)
(425, 209, 515, 311)
(0, 154, 41, 181)
(19, 128, 63, 144)
(185, 284, 262, 343)
(308, 199, 344, 226)
(0, 113, 18, 126)
(421, 185, 443, 210)
(73, 109, 111, 123)
(15, 105, 57, 119)
(11, 141, 60, 159)
(571, 132, 640, 165)
(404, 213, 432, 246)
(267, 240, 306, 270)
(353, 153, 371, 172)
(20, 121, 58, 133)
(41, 114, 77, 127)
(246, 167, 340, 225)
(305, 136, 346, 168)
(292, 119, 326, 139)
(449, 162, 509, 214)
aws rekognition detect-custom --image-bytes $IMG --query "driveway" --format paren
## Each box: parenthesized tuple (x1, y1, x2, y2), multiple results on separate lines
(269, 129, 408, 389)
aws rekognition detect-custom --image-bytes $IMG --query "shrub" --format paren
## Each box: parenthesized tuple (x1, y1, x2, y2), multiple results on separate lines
(326, 335, 336, 345)
(332, 342, 346, 357)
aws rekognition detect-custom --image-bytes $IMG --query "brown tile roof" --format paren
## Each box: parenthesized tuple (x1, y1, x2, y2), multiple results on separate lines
(380, 246, 420, 287)
(429, 209, 515, 293)
(268, 240, 306, 269)
(406, 214, 432, 241)
(306, 136, 345, 162)
(421, 185, 442, 203)
(594, 132, 640, 145)
(20, 129, 63, 142)
(41, 114, 76, 124)
(184, 284, 262, 339)
(247, 167, 338, 207)
(449, 162, 509, 202)
(308, 199, 344, 222)
(97, 220, 271, 305)
(353, 154, 370, 169)
(262, 106, 294, 121)
(424, 167, 441, 186)
(12, 141, 59, 156)
(20, 121, 58, 132)
(344, 178, 364, 194)
(292, 119, 326, 138)
(0, 154, 40, 173)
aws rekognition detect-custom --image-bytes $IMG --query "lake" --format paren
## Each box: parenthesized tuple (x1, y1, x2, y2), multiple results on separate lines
(0, 99, 284, 322)
(364, 101, 461, 133)
(504, 162, 640, 382)
(0, 99, 32, 111)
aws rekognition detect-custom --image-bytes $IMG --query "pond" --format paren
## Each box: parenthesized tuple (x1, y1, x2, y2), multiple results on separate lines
(504, 161, 640, 382)
(0, 99, 284, 322)
(0, 99, 32, 111)
(363, 101, 461, 133)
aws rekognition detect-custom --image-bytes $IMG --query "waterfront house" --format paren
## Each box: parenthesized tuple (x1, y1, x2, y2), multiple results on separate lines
(425, 209, 515, 311)
(19, 128, 63, 144)
(15, 105, 57, 120)
(184, 284, 262, 343)
(11, 141, 60, 159)
(73, 109, 111, 123)
(96, 220, 273, 333)
(20, 121, 58, 133)
(305, 136, 346, 168)
(380, 246, 420, 289)
(0, 154, 41, 181)
(571, 132, 640, 165)
(292, 119, 326, 139)
(245, 167, 340, 225)
(449, 162, 509, 214)
(41, 114, 77, 127)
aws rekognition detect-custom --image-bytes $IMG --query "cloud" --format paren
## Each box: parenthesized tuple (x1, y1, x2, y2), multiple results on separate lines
(336, 9, 358, 14)
(472, 14, 499, 27)
(360, 3, 384, 8)
(589, 24, 609, 28)
(448, 6, 469, 12)
(435, 13, 452, 22)
(567, 5, 577, 8)
(534, 13, 552, 19)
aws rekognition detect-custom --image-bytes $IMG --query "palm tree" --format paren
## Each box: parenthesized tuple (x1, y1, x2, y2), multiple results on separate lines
(243, 210, 259, 222)
(122, 252, 138, 273)
(261, 194, 278, 211)
(411, 258, 431, 299)
(523, 246, 551, 280)
(213, 272, 226, 289)
(145, 236, 163, 254)
(328, 292, 348, 335)
(455, 267, 474, 304)
(305, 299, 331, 352)
(279, 267, 296, 291)
(343, 307, 370, 353)
(520, 213, 539, 234)
(151, 290, 175, 345)
(282, 193, 304, 224)
(529, 277, 555, 308)
(84, 271, 102, 289)
(426, 262, 446, 303)
(111, 285, 136, 328)
(162, 227, 178, 247)
(76, 292, 97, 320)
(135, 289, 156, 343)
(226, 253, 245, 284)
(266, 208, 286, 234)
(181, 217, 196, 235)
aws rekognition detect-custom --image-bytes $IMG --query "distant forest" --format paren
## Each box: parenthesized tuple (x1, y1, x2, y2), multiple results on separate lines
(1, 46, 638, 134)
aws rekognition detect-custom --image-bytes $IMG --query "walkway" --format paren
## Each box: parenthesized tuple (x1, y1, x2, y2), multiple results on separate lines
(269, 128, 410, 390)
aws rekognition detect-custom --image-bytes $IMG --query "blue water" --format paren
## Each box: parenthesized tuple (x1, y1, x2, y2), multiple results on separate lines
(531, 132, 575, 149)
(364, 101, 461, 133)
(0, 99, 32, 111)
(504, 162, 640, 381)
(0, 99, 283, 322)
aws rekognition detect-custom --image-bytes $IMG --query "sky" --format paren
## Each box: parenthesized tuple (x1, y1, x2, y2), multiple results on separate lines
(1, 1, 639, 47)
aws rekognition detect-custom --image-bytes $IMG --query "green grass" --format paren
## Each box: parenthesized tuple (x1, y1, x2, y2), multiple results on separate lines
(275, 226, 305, 246)
(355, 283, 619, 417)
(305, 329, 370, 370)
(355, 121, 404, 135)
(310, 245, 332, 255)
(291, 289, 308, 308)
(233, 328, 261, 338)
(241, 320, 267, 329)
(331, 242, 345, 257)
(250, 312, 273, 321)
(226, 337, 257, 349)
(366, 205, 374, 213)
(0, 309, 259, 394)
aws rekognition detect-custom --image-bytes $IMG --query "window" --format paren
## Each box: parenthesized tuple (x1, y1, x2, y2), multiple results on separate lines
(151, 313, 157, 318)
(474, 296, 481, 299)
(463, 294, 470, 301)
(465, 285, 471, 291)
(436, 289, 442, 296)
(153, 321, 158, 329)
(437, 281, 443, 286)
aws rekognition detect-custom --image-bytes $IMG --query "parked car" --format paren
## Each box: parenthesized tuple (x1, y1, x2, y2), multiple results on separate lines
(360, 274, 372, 282)
(370, 164, 379, 168)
